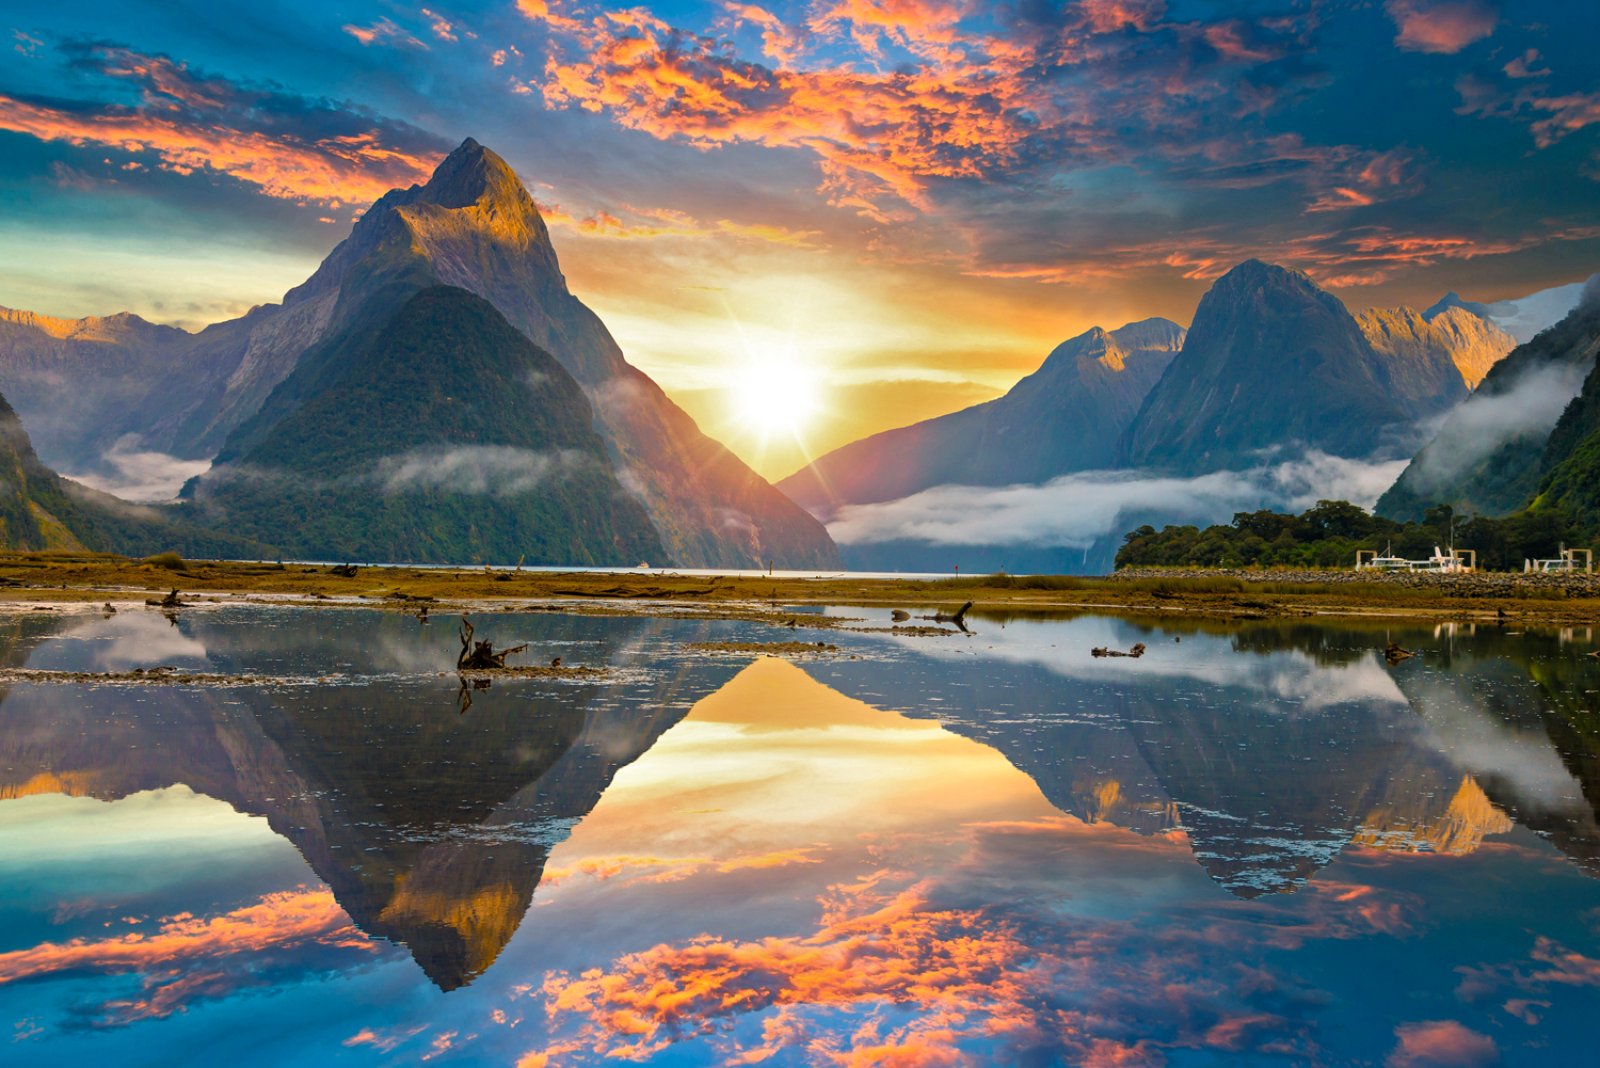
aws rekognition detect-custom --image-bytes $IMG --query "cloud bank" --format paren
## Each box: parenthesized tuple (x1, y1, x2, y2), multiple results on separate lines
(1401, 362, 1590, 493)
(825, 451, 1408, 549)
(64, 436, 211, 502)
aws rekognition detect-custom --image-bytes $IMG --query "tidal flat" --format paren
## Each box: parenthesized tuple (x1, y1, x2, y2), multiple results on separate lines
(4, 552, 1600, 627)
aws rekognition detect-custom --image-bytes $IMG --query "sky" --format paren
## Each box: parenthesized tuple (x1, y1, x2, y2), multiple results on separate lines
(1, 0, 1598, 480)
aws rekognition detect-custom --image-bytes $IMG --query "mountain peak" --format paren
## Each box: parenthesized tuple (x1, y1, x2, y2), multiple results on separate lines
(1214, 258, 1312, 292)
(1422, 290, 1492, 323)
(413, 137, 525, 211)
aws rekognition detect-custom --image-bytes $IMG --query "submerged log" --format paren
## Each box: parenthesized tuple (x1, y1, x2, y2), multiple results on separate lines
(457, 616, 528, 670)
(1091, 642, 1147, 659)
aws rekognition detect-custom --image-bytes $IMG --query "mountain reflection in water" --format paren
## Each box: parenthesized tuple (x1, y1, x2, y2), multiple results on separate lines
(0, 606, 1597, 1065)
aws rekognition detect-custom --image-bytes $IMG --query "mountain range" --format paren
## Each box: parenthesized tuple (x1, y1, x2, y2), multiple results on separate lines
(781, 259, 1522, 571)
(0, 137, 1591, 569)
(0, 390, 259, 558)
(0, 140, 838, 568)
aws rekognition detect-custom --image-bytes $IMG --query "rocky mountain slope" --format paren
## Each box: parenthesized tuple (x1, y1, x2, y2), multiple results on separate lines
(1355, 304, 1514, 393)
(1529, 298, 1600, 531)
(0, 307, 192, 485)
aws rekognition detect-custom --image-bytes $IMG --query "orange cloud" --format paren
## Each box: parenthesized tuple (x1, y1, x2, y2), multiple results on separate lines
(723, 3, 808, 66)
(343, 18, 428, 50)
(1078, 0, 1168, 35)
(536, 885, 1043, 1061)
(519, 852, 1343, 1065)
(521, 0, 1437, 234)
(0, 44, 443, 208)
(1386, 1020, 1497, 1067)
(1385, 1, 1497, 55)
(0, 887, 377, 1024)
(1526, 91, 1600, 148)
(0, 94, 440, 206)
(421, 8, 460, 43)
(973, 219, 1600, 291)
(525, 0, 1056, 219)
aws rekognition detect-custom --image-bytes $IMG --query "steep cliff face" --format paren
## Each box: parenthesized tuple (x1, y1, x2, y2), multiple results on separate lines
(779, 318, 1183, 512)
(1377, 296, 1600, 521)
(1122, 261, 1428, 473)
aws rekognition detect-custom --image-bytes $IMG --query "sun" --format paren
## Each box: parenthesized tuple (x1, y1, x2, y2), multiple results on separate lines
(729, 353, 820, 443)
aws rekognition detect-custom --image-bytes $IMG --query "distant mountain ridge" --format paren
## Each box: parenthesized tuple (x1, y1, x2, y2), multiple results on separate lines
(1424, 273, 1600, 343)
(779, 317, 1183, 512)
(1356, 304, 1514, 392)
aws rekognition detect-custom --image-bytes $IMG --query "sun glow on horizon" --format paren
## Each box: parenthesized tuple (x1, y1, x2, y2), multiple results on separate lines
(727, 350, 822, 445)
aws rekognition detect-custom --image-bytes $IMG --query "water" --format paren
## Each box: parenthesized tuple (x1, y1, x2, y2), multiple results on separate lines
(1, 605, 1598, 1065)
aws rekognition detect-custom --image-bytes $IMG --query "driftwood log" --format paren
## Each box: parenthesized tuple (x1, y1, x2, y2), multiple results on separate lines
(457, 617, 528, 670)
(1092, 642, 1147, 659)
(1384, 642, 1415, 665)
(920, 601, 973, 633)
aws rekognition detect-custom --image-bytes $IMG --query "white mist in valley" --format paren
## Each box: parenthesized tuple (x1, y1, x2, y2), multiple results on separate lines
(824, 450, 1409, 552)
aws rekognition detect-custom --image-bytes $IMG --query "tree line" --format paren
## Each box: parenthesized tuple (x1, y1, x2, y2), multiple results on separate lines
(1115, 500, 1584, 571)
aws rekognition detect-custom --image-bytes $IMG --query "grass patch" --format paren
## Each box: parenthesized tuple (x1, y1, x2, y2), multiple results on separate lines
(141, 551, 188, 571)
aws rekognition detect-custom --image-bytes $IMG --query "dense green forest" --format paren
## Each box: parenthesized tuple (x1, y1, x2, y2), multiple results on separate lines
(1115, 499, 1586, 571)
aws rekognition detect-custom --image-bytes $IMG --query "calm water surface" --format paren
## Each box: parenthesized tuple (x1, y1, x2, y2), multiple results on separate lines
(2, 605, 1598, 1065)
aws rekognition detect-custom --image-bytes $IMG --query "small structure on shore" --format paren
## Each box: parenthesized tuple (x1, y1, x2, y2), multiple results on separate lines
(1526, 548, 1593, 574)
(1356, 546, 1475, 573)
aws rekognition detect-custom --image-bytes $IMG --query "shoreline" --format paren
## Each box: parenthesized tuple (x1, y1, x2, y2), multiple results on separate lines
(2, 553, 1599, 626)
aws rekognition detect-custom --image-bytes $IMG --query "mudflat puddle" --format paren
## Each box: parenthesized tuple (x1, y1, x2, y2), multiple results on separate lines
(2, 605, 1598, 1065)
